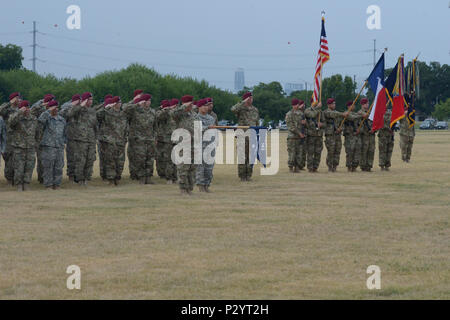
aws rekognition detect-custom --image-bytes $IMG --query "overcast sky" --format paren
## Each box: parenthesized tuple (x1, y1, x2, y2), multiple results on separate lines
(1, 0, 449, 92)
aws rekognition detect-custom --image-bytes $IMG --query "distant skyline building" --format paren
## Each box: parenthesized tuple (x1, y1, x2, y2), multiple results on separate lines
(234, 68, 245, 92)
(284, 82, 304, 95)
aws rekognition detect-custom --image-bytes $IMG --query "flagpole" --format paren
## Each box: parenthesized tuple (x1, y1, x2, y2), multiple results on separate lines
(338, 81, 368, 130)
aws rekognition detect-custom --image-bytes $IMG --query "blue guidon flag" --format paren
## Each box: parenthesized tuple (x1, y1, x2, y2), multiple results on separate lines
(367, 53, 387, 132)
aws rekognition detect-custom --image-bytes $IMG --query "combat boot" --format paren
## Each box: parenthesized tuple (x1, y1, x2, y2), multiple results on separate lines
(289, 166, 294, 172)
(23, 183, 30, 191)
(294, 167, 300, 173)
(204, 185, 212, 193)
(145, 176, 155, 185)
(198, 185, 205, 192)
(114, 179, 119, 186)
(17, 184, 24, 192)
(53, 185, 60, 190)
(180, 189, 188, 195)
(139, 177, 146, 184)
(108, 179, 115, 186)
(380, 166, 385, 171)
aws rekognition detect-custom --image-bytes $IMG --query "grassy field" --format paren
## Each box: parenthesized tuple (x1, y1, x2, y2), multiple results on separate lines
(0, 131, 449, 299)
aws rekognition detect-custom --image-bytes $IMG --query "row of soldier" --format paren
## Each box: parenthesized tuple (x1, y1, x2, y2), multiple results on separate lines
(0, 91, 219, 194)
(285, 97, 415, 173)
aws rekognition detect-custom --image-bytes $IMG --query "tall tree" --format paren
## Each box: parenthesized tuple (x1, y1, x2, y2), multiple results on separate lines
(0, 44, 23, 71)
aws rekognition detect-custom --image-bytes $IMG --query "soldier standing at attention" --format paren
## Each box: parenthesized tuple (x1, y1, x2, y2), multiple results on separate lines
(31, 94, 55, 184)
(170, 95, 199, 195)
(0, 116, 6, 172)
(231, 92, 259, 181)
(206, 98, 219, 125)
(60, 94, 81, 182)
(0, 92, 22, 185)
(342, 101, 363, 172)
(285, 98, 306, 173)
(95, 94, 113, 181)
(124, 89, 144, 180)
(304, 101, 324, 172)
(378, 108, 394, 171)
(358, 98, 374, 172)
(298, 100, 307, 170)
(195, 98, 216, 192)
(8, 100, 38, 191)
(65, 92, 97, 185)
(155, 100, 168, 179)
(38, 100, 66, 189)
(97, 96, 128, 186)
(322, 98, 349, 172)
(123, 93, 157, 185)
(399, 109, 415, 163)
(156, 99, 178, 184)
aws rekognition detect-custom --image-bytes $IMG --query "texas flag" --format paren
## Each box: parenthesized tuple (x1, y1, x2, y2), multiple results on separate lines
(367, 53, 387, 132)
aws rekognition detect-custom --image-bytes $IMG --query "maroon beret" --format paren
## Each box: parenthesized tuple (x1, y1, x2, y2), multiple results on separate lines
(170, 98, 179, 107)
(112, 96, 121, 103)
(47, 100, 58, 107)
(104, 94, 113, 101)
(161, 100, 170, 108)
(134, 89, 143, 97)
(72, 94, 81, 102)
(19, 100, 29, 108)
(291, 98, 300, 106)
(360, 98, 369, 105)
(327, 98, 335, 105)
(104, 97, 114, 106)
(346, 101, 353, 107)
(140, 93, 152, 101)
(242, 92, 252, 100)
(43, 95, 55, 103)
(81, 92, 92, 101)
(298, 100, 305, 105)
(9, 92, 20, 101)
(197, 99, 208, 108)
(181, 95, 194, 103)
(206, 97, 213, 103)
(192, 100, 198, 106)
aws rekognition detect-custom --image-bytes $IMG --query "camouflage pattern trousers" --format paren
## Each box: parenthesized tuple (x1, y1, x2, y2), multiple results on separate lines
(131, 140, 155, 179)
(72, 141, 96, 182)
(13, 147, 35, 185)
(287, 138, 304, 169)
(237, 137, 253, 179)
(97, 141, 105, 180)
(156, 140, 166, 178)
(306, 136, 323, 170)
(157, 141, 177, 182)
(360, 134, 375, 170)
(36, 146, 43, 183)
(196, 162, 214, 186)
(100, 141, 125, 180)
(344, 134, 361, 169)
(177, 163, 197, 191)
(378, 133, 394, 168)
(400, 135, 414, 161)
(41, 146, 64, 187)
(324, 134, 342, 169)
(65, 140, 76, 178)
(2, 144, 14, 182)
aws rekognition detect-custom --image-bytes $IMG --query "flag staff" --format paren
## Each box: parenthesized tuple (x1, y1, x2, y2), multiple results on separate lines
(338, 81, 368, 130)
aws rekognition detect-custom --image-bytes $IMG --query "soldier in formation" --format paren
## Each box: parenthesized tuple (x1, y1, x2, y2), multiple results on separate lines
(285, 98, 306, 173)
(358, 98, 375, 172)
(378, 108, 394, 171)
(231, 92, 259, 181)
(399, 110, 415, 163)
(304, 101, 324, 172)
(342, 101, 363, 172)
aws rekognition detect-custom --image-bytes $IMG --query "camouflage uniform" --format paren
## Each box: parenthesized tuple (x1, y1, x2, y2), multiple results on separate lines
(0, 102, 19, 183)
(399, 116, 415, 162)
(38, 111, 66, 187)
(285, 108, 305, 171)
(123, 103, 157, 183)
(60, 101, 76, 180)
(358, 110, 375, 171)
(8, 111, 38, 187)
(231, 101, 259, 180)
(93, 103, 107, 180)
(97, 106, 128, 182)
(343, 112, 362, 171)
(0, 117, 6, 170)
(322, 108, 346, 171)
(31, 99, 48, 184)
(155, 108, 167, 179)
(195, 113, 216, 188)
(209, 110, 219, 125)
(170, 104, 200, 192)
(304, 106, 324, 171)
(378, 109, 394, 169)
(65, 104, 98, 183)
(156, 108, 177, 183)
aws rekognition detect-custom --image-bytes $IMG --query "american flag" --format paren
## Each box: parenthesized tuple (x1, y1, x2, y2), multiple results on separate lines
(312, 17, 330, 104)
